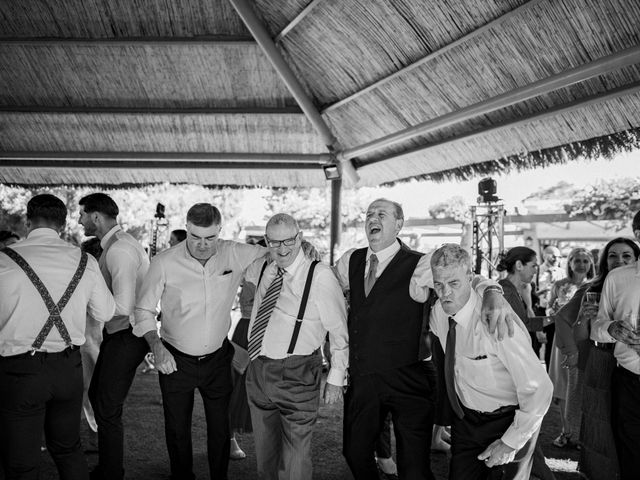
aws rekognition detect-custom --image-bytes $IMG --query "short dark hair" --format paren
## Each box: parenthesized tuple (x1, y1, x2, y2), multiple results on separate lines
(27, 194, 67, 228)
(0, 230, 19, 243)
(78, 193, 119, 219)
(171, 229, 187, 242)
(186, 203, 221, 227)
(633, 210, 640, 233)
(81, 237, 103, 259)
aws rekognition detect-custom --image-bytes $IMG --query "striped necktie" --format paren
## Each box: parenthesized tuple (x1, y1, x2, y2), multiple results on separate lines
(248, 267, 285, 360)
(445, 316, 464, 419)
(364, 254, 378, 296)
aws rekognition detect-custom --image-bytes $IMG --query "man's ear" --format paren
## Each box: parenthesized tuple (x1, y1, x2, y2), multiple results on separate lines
(635, 229, 640, 243)
(395, 218, 404, 234)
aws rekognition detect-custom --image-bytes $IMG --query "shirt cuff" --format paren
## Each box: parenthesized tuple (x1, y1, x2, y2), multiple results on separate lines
(326, 367, 346, 387)
(132, 310, 158, 338)
(593, 320, 616, 343)
(500, 424, 529, 451)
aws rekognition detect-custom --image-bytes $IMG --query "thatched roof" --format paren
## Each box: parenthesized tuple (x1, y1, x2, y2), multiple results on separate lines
(1, 0, 639, 188)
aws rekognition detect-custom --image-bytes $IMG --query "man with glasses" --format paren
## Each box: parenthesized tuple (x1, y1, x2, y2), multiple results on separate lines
(134, 203, 266, 480)
(244, 213, 348, 480)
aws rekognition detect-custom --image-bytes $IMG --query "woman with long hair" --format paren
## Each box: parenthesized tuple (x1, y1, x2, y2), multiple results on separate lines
(575, 238, 640, 478)
(547, 247, 595, 448)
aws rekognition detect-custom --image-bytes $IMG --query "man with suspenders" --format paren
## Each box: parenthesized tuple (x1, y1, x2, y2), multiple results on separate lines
(77, 193, 150, 480)
(0, 194, 115, 480)
(244, 213, 349, 480)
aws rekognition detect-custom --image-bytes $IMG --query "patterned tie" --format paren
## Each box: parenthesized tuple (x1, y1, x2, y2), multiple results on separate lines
(364, 254, 378, 296)
(445, 316, 464, 419)
(248, 267, 285, 360)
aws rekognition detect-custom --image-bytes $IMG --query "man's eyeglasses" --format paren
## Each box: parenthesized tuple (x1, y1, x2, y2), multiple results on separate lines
(265, 232, 299, 248)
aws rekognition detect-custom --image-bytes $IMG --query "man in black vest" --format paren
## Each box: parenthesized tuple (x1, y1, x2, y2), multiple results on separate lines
(0, 194, 115, 479)
(334, 198, 516, 480)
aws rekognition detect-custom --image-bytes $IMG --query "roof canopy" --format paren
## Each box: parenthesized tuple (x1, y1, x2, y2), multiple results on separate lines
(1, 0, 639, 188)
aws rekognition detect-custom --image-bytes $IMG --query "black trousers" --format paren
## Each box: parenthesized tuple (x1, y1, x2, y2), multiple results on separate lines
(159, 339, 234, 480)
(450, 404, 538, 480)
(612, 366, 640, 480)
(0, 348, 87, 480)
(343, 361, 436, 480)
(88, 327, 149, 480)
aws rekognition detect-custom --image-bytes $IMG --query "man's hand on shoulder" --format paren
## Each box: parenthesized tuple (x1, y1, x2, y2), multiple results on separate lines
(323, 382, 343, 405)
(607, 321, 640, 346)
(482, 289, 518, 340)
(477, 439, 516, 467)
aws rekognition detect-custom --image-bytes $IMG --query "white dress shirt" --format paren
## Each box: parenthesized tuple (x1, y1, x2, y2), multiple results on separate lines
(100, 225, 149, 333)
(246, 250, 349, 387)
(334, 241, 500, 303)
(430, 290, 553, 450)
(0, 228, 115, 356)
(135, 239, 265, 356)
(591, 262, 640, 374)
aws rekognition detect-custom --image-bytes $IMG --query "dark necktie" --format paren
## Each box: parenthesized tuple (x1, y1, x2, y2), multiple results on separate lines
(364, 254, 378, 296)
(248, 267, 285, 360)
(445, 316, 464, 419)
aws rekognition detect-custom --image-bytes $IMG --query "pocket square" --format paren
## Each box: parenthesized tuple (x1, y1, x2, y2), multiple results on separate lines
(472, 355, 488, 360)
(222, 269, 233, 275)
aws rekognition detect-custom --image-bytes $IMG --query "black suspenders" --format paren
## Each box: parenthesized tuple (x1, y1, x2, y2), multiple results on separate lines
(286, 260, 319, 355)
(2, 247, 88, 351)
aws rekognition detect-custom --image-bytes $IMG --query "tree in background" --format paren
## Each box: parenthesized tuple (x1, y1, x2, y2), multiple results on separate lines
(564, 177, 640, 230)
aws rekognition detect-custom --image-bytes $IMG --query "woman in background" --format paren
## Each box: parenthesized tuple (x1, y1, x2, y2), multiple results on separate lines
(547, 247, 594, 448)
(497, 246, 556, 480)
(573, 238, 639, 479)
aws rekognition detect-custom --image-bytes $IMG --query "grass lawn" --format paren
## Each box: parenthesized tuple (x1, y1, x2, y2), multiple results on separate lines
(31, 367, 580, 479)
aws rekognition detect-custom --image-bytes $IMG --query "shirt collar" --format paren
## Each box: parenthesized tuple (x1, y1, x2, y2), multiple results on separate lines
(281, 248, 305, 276)
(100, 225, 122, 248)
(26, 227, 60, 240)
(367, 238, 400, 264)
(448, 289, 480, 330)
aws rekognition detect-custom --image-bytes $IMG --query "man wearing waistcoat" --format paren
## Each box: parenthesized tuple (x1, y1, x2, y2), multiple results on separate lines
(78, 193, 150, 480)
(0, 194, 115, 479)
(334, 198, 516, 480)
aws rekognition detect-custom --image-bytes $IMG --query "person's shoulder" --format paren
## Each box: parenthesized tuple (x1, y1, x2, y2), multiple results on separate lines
(607, 264, 637, 281)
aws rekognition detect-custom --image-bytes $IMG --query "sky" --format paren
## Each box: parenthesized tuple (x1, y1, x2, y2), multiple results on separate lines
(381, 150, 639, 218)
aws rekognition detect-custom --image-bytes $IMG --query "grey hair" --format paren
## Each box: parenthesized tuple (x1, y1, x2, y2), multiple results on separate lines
(369, 198, 404, 220)
(431, 243, 472, 273)
(266, 213, 299, 232)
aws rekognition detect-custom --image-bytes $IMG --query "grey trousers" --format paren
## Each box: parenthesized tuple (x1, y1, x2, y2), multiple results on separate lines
(246, 351, 322, 480)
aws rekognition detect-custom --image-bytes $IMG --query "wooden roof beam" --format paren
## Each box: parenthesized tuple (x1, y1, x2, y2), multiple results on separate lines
(0, 106, 304, 115)
(228, 0, 359, 186)
(323, 0, 544, 114)
(340, 45, 640, 162)
(0, 152, 330, 168)
(366, 81, 640, 167)
(0, 36, 255, 46)
(275, 0, 326, 43)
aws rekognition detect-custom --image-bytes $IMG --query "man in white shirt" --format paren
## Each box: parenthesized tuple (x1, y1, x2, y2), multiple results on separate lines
(429, 244, 552, 480)
(0, 194, 115, 480)
(135, 203, 266, 480)
(244, 213, 348, 480)
(78, 193, 150, 480)
(333, 198, 519, 480)
(591, 210, 640, 480)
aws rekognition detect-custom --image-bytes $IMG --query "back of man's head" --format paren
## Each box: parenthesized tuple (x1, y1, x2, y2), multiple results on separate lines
(186, 203, 222, 227)
(431, 243, 472, 274)
(78, 193, 119, 219)
(27, 194, 67, 230)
